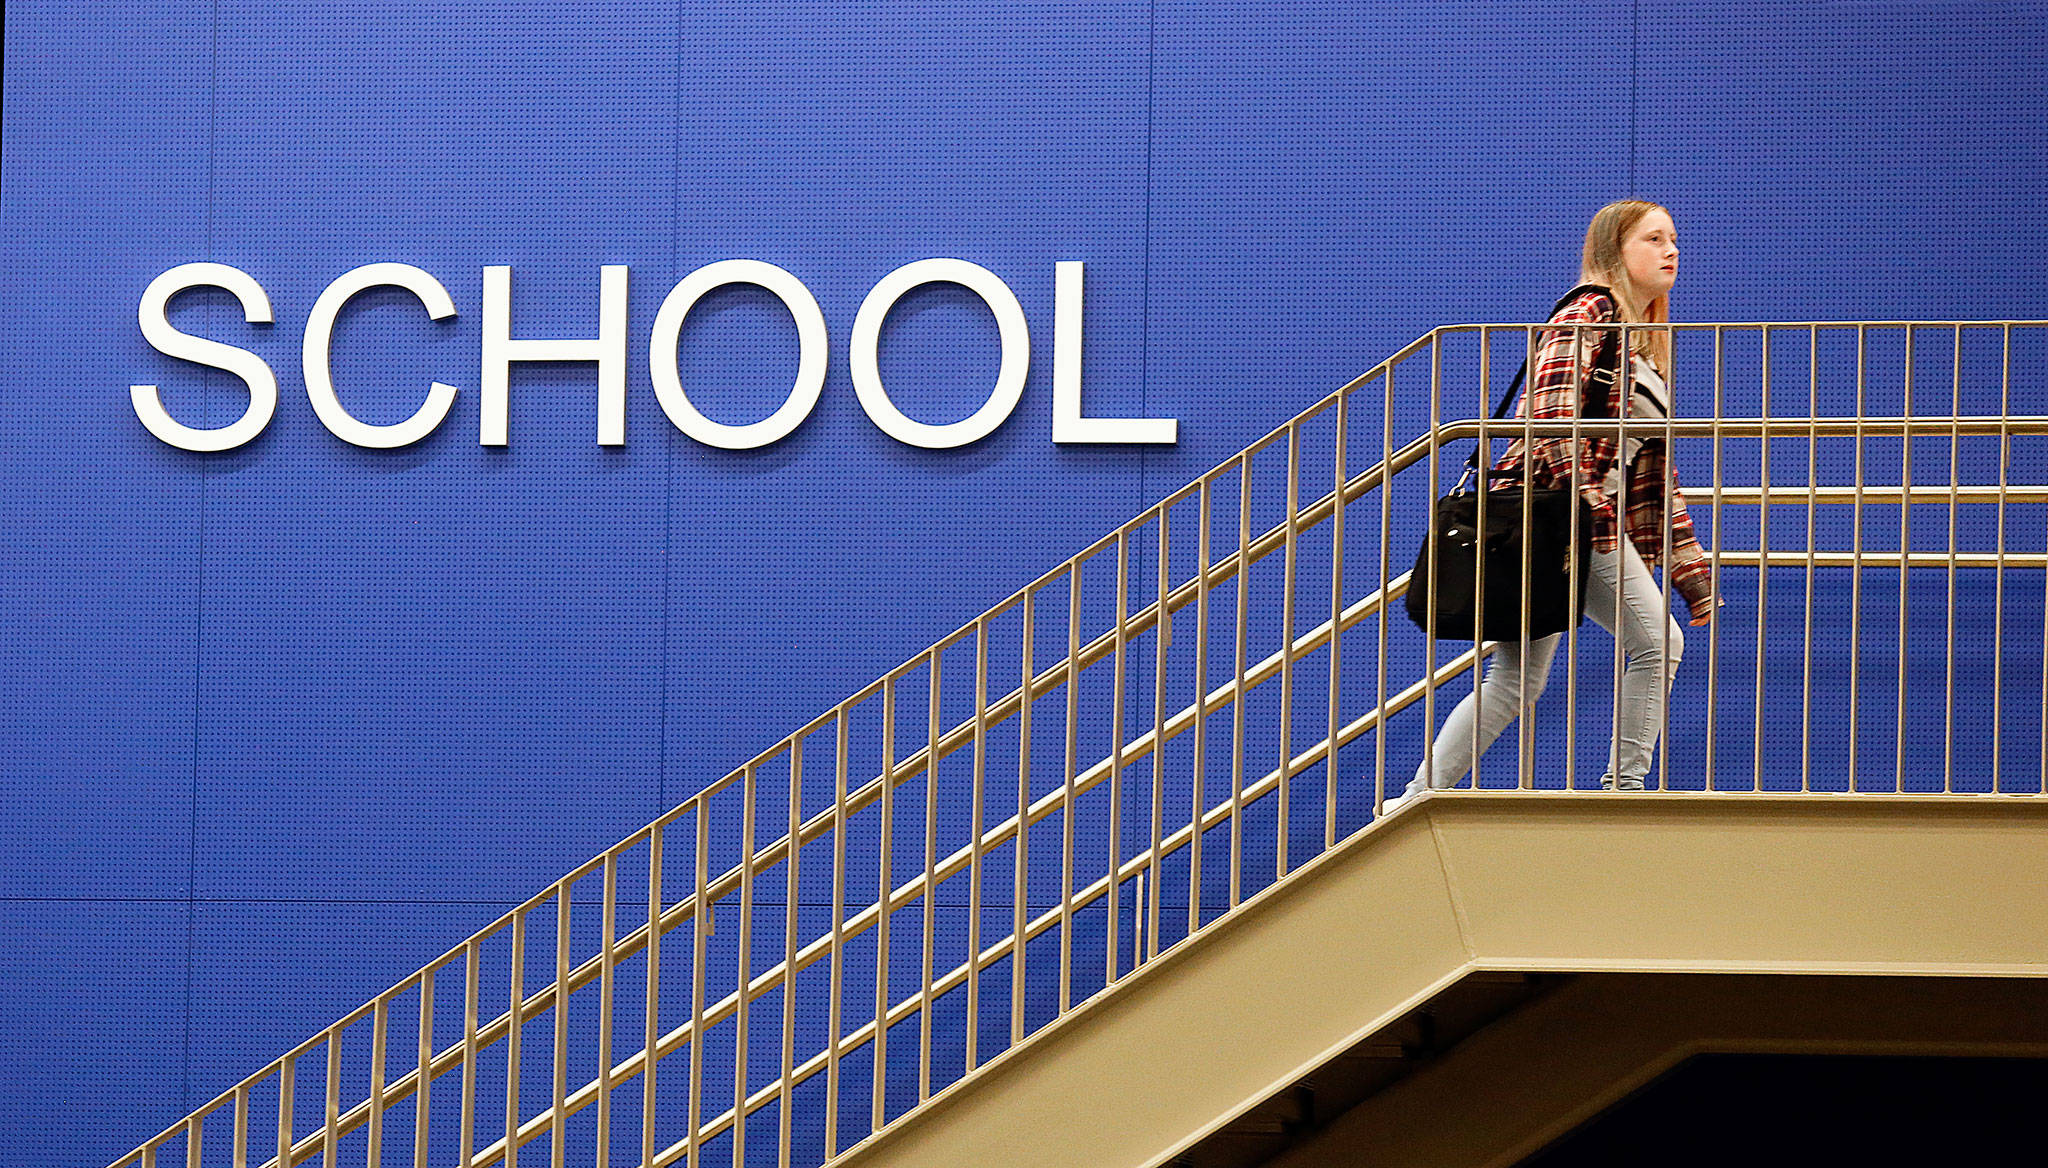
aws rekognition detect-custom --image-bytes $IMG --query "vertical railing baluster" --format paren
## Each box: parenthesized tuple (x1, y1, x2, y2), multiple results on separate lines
(1277, 423, 1300, 875)
(1230, 455, 1250, 905)
(412, 972, 431, 1168)
(1800, 326, 1818, 792)
(461, 940, 480, 1168)
(1471, 332, 1505, 791)
(687, 800, 709, 1168)
(1613, 317, 1630, 790)
(277, 1053, 296, 1168)
(1706, 327, 1724, 790)
(1131, 871, 1144, 974)
(596, 856, 618, 1168)
(966, 618, 988, 1065)
(1422, 335, 1446, 800)
(1945, 327, 1963, 793)
(1521, 324, 1545, 792)
(1994, 326, 2010, 793)
(1752, 326, 1770, 791)
(1897, 326, 1915, 793)
(505, 911, 525, 1168)
(918, 649, 940, 1100)
(1376, 368, 1393, 800)
(552, 883, 570, 1168)
(1012, 591, 1033, 1047)
(1189, 479, 1210, 936)
(872, 685, 894, 1133)
(368, 998, 388, 1168)
(1848, 327, 1866, 790)
(1108, 534, 1128, 981)
(1660, 323, 1678, 793)
(1059, 566, 1079, 1010)
(645, 821, 664, 1168)
(186, 1114, 204, 1168)
(824, 710, 850, 1159)
(1565, 325, 1581, 791)
(733, 765, 757, 1168)
(1149, 512, 1169, 959)
(779, 747, 800, 1168)
(323, 1029, 341, 1168)
(236, 1082, 251, 1168)
(1327, 381, 1343, 844)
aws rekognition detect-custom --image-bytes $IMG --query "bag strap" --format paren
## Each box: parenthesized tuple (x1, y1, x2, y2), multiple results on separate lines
(1464, 284, 1621, 472)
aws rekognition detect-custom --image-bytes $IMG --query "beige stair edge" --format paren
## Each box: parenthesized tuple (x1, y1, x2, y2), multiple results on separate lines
(822, 792, 2048, 1168)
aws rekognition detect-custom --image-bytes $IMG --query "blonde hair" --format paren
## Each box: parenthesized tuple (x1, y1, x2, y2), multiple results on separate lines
(1579, 199, 1673, 373)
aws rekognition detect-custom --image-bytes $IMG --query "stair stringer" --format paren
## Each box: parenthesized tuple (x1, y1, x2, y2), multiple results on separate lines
(823, 792, 2048, 1168)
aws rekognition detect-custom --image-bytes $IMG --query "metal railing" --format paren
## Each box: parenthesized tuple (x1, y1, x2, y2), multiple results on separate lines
(113, 320, 2048, 1168)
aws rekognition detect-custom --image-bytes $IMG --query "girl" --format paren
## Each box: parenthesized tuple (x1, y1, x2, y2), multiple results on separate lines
(1402, 200, 1718, 800)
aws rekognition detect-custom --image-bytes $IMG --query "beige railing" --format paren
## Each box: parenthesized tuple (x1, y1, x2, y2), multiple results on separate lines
(112, 321, 2048, 1168)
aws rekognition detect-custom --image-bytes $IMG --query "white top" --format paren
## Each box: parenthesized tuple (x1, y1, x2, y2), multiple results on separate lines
(1604, 353, 1670, 497)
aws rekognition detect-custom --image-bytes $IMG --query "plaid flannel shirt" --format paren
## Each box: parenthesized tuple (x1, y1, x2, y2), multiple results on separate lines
(1491, 289, 1718, 622)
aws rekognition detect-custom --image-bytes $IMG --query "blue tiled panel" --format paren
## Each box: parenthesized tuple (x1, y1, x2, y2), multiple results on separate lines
(2, 2, 2044, 1162)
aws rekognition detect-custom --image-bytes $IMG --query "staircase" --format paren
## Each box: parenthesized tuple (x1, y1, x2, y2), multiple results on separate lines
(112, 319, 2048, 1168)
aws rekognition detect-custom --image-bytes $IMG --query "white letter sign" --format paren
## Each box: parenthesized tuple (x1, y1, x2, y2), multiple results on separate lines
(480, 264, 629, 446)
(302, 263, 460, 449)
(650, 260, 828, 450)
(130, 263, 278, 452)
(850, 258, 1029, 450)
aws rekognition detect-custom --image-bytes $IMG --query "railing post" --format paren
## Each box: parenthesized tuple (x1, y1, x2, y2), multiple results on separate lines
(1896, 325, 1916, 793)
(645, 821, 664, 1168)
(688, 800, 710, 1168)
(733, 765, 757, 1168)
(1326, 388, 1348, 849)
(825, 710, 850, 1159)
(780, 746, 800, 1168)
(1189, 479, 1210, 936)
(1230, 455, 1250, 906)
(872, 683, 894, 1133)
(504, 911, 525, 1168)
(1277, 422, 1300, 877)
(918, 648, 940, 1100)
(1149, 511, 1170, 961)
(553, 881, 571, 1168)
(1012, 591, 1034, 1045)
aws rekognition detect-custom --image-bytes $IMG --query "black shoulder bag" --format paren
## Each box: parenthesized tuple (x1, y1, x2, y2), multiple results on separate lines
(1403, 286, 1616, 643)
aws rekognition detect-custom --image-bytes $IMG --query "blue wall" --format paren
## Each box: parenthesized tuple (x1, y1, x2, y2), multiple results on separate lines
(2, 1, 2045, 1162)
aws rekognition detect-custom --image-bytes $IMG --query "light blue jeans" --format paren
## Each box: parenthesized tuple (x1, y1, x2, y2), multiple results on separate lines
(1411, 538, 1683, 794)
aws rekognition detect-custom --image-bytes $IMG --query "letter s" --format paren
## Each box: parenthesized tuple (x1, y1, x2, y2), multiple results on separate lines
(129, 262, 277, 452)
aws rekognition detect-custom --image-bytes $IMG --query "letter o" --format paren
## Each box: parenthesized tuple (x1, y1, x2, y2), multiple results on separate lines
(649, 260, 828, 450)
(850, 258, 1029, 450)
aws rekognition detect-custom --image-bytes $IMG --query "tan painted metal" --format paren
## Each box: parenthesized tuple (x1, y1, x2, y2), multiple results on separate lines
(821, 793, 2048, 1168)
(109, 319, 2048, 1168)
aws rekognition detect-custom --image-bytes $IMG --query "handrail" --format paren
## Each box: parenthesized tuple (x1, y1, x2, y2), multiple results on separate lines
(113, 320, 2048, 1168)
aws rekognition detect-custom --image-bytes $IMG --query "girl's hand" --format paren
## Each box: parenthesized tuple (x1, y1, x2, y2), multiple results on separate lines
(1688, 596, 1725, 627)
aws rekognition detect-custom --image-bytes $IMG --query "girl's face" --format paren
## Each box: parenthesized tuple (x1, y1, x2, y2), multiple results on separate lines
(1622, 208, 1679, 302)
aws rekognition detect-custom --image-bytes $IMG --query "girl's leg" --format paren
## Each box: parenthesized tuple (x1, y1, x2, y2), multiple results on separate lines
(1580, 540, 1685, 789)
(1410, 632, 1562, 794)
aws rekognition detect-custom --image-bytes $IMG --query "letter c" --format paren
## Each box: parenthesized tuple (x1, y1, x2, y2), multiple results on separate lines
(302, 263, 460, 449)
